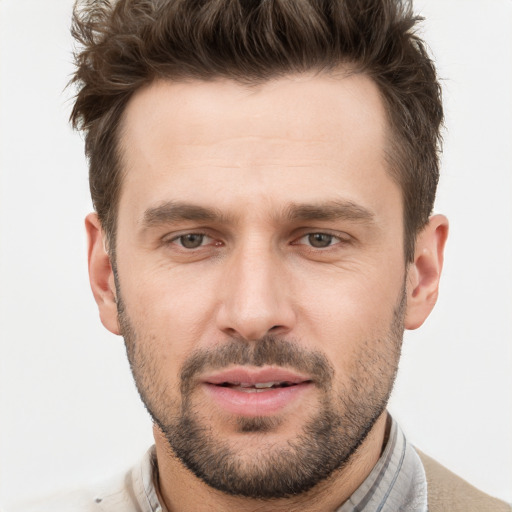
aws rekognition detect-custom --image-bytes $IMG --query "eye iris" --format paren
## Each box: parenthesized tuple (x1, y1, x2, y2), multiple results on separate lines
(308, 233, 333, 248)
(180, 234, 204, 249)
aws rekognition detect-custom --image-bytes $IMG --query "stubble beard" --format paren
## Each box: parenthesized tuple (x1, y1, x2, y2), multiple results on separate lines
(116, 281, 405, 499)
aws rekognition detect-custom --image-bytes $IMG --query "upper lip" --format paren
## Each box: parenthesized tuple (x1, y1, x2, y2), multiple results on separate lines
(202, 366, 312, 386)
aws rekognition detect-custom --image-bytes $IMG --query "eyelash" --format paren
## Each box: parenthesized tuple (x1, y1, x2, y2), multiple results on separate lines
(293, 232, 348, 249)
(164, 231, 350, 250)
(166, 233, 217, 249)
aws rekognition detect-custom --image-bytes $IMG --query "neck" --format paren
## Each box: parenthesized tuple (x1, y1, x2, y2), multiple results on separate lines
(154, 411, 389, 512)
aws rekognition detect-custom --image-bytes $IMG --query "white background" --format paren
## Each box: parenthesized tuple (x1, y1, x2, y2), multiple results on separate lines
(0, 0, 511, 508)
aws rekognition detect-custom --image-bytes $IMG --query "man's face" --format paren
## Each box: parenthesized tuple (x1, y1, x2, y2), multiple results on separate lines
(111, 74, 408, 497)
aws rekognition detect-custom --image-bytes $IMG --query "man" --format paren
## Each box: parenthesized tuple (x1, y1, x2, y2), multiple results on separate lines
(18, 0, 509, 510)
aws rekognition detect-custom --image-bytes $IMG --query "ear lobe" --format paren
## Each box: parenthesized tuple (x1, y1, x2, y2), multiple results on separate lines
(405, 214, 449, 330)
(85, 213, 121, 335)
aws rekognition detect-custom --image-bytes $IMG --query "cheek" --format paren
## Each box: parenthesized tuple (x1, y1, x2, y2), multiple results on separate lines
(118, 262, 221, 356)
(297, 268, 404, 361)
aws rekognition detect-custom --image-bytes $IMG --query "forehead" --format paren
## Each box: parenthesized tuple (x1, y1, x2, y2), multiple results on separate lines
(117, 73, 397, 221)
(120, 72, 388, 155)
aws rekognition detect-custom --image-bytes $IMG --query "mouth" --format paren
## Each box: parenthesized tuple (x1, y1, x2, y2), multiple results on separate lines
(216, 381, 304, 392)
(201, 367, 314, 416)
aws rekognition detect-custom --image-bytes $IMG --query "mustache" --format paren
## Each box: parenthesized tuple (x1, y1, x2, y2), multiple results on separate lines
(180, 335, 334, 395)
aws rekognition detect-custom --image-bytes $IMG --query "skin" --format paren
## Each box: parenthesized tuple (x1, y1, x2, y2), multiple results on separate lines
(87, 72, 448, 511)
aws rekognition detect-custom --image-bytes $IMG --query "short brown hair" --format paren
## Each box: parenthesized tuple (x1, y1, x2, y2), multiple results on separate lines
(70, 0, 443, 262)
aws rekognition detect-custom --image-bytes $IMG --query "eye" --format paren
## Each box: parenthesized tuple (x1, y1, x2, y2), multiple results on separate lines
(306, 233, 335, 248)
(295, 232, 347, 248)
(172, 233, 212, 249)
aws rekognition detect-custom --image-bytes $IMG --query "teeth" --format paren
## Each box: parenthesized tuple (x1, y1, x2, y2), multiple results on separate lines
(217, 381, 297, 390)
(236, 382, 276, 389)
(240, 388, 262, 393)
(235, 382, 277, 388)
(254, 382, 276, 388)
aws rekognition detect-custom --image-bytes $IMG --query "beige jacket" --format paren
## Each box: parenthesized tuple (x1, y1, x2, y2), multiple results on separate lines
(12, 449, 511, 511)
(417, 450, 511, 512)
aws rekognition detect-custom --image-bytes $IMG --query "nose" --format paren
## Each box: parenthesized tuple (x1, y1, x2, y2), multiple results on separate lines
(215, 241, 296, 341)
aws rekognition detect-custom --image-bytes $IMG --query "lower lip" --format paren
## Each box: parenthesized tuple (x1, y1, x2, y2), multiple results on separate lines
(203, 382, 313, 417)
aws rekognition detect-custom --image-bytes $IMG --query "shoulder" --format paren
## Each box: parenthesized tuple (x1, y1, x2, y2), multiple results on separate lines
(416, 449, 512, 512)
(9, 446, 160, 512)
(9, 472, 133, 512)
(10, 488, 102, 512)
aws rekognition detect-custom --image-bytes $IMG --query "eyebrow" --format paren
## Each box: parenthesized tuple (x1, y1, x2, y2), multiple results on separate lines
(282, 200, 376, 224)
(141, 199, 375, 229)
(141, 202, 229, 228)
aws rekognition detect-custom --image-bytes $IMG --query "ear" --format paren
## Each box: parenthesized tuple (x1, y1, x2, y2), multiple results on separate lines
(85, 213, 121, 335)
(405, 214, 449, 330)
